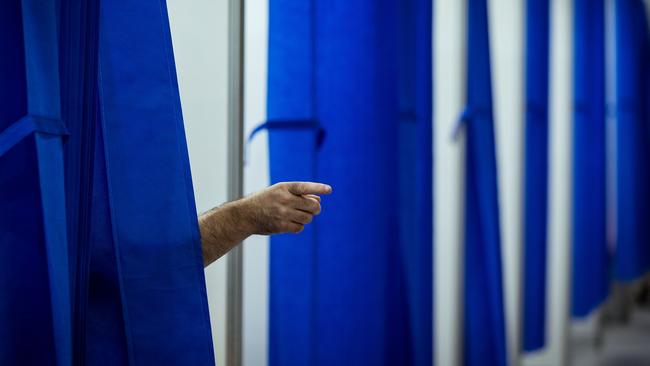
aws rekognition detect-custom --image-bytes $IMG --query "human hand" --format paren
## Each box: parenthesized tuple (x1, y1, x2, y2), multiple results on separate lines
(237, 182, 332, 235)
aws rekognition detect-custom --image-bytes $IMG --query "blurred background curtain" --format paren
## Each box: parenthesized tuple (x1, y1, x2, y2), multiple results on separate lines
(264, 0, 433, 365)
(0, 0, 214, 365)
(522, 0, 550, 352)
(462, 0, 507, 365)
(571, 0, 609, 318)
(614, 0, 650, 283)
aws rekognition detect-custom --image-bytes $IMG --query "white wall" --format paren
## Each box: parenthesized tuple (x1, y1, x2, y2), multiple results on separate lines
(433, 1, 466, 365)
(242, 0, 270, 365)
(489, 1, 525, 365)
(167, 1, 230, 365)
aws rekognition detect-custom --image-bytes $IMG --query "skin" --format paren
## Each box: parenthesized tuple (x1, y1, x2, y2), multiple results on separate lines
(199, 181, 332, 267)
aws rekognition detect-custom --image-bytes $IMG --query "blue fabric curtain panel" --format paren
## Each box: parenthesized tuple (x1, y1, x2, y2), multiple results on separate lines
(571, 0, 609, 318)
(398, 0, 434, 364)
(265, 0, 432, 365)
(462, 0, 507, 365)
(614, 0, 650, 282)
(1, 2, 72, 364)
(0, 0, 214, 365)
(523, 0, 550, 352)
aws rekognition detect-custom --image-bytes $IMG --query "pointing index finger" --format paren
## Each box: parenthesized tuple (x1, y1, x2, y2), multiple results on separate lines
(287, 182, 332, 196)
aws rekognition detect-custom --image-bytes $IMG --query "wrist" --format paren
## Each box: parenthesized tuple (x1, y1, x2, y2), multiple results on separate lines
(225, 197, 257, 237)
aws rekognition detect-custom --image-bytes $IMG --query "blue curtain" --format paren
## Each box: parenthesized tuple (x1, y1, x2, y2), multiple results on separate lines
(0, 1, 214, 364)
(571, 0, 609, 318)
(614, 0, 650, 282)
(265, 0, 432, 365)
(523, 0, 550, 352)
(462, 0, 507, 365)
(1, 1, 71, 364)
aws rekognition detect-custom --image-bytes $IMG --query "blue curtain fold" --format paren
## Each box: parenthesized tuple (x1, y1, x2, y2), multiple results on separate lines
(58, 1, 101, 361)
(614, 0, 650, 282)
(398, 0, 434, 364)
(523, 0, 550, 352)
(463, 0, 507, 365)
(1, 1, 72, 364)
(571, 0, 609, 318)
(0, 0, 215, 364)
(265, 0, 432, 365)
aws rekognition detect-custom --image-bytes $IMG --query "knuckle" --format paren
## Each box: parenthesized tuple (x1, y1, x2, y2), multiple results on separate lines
(276, 193, 290, 205)
(296, 183, 306, 192)
(272, 182, 287, 192)
(277, 206, 289, 217)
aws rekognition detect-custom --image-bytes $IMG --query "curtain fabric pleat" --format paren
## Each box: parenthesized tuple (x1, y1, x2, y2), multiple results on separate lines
(58, 1, 101, 361)
(523, 0, 550, 352)
(0, 1, 72, 364)
(463, 0, 507, 365)
(571, 0, 609, 319)
(398, 0, 434, 364)
(614, 0, 650, 282)
(265, 0, 432, 365)
(0, 0, 214, 364)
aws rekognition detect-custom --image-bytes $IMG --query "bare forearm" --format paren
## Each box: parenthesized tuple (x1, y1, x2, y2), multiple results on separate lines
(199, 200, 253, 266)
(199, 182, 332, 267)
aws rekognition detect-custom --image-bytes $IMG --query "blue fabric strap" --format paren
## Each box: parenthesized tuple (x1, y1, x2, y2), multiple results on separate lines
(453, 106, 493, 141)
(523, 0, 550, 351)
(464, 0, 507, 365)
(0, 115, 68, 157)
(572, 0, 609, 317)
(249, 119, 325, 148)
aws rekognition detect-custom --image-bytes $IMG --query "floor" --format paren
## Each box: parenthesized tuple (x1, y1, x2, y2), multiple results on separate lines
(572, 309, 650, 366)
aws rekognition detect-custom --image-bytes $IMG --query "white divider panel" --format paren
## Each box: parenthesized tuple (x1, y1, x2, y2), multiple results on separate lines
(167, 1, 230, 365)
(547, 0, 573, 363)
(242, 0, 270, 364)
(434, 0, 467, 365)
(488, 0, 525, 365)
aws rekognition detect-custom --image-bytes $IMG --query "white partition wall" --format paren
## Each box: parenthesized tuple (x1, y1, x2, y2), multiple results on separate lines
(167, 1, 230, 365)
(433, 1, 466, 365)
(488, 1, 525, 365)
(546, 0, 573, 364)
(242, 0, 270, 365)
